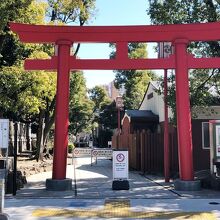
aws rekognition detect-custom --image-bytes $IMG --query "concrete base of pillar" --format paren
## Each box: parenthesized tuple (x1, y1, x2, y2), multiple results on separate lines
(46, 178, 72, 191)
(0, 213, 9, 220)
(174, 179, 201, 191)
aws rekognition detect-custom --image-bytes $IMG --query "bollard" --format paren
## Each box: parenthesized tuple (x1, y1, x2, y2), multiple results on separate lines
(0, 179, 4, 213)
(0, 179, 9, 220)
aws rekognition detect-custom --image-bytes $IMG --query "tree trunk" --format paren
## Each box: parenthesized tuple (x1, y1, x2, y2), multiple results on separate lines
(35, 109, 45, 161)
(42, 97, 56, 147)
(43, 110, 55, 147)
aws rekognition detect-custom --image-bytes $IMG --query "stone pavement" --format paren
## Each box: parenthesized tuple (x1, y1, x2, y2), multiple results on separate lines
(3, 157, 220, 219)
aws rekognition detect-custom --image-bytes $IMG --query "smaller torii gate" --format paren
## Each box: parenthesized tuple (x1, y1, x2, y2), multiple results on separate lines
(10, 22, 220, 190)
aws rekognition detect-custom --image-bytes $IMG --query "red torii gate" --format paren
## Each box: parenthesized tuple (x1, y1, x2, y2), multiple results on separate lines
(10, 22, 220, 190)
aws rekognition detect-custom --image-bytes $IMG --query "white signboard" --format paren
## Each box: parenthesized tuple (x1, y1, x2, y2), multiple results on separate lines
(216, 125, 220, 157)
(92, 148, 112, 158)
(113, 150, 128, 180)
(73, 148, 92, 157)
(0, 119, 9, 149)
(89, 141, 93, 148)
(158, 42, 172, 58)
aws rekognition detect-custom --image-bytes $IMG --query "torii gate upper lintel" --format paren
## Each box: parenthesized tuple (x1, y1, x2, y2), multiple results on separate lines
(10, 21, 220, 187)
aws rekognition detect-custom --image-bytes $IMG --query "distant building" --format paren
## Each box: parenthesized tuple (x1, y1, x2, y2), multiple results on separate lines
(101, 81, 125, 101)
(108, 81, 119, 100)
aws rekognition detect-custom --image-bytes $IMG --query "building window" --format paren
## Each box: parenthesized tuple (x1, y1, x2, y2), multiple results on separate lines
(147, 92, 153, 99)
(202, 122, 210, 149)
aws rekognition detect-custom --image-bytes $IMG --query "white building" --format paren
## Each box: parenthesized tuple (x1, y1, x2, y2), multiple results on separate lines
(139, 81, 173, 122)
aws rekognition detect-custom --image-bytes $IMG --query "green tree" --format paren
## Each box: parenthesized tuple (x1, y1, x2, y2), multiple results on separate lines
(0, 63, 56, 121)
(148, 0, 219, 25)
(99, 101, 118, 130)
(0, 1, 52, 160)
(47, 0, 96, 24)
(88, 85, 112, 126)
(46, 0, 96, 54)
(38, 0, 97, 153)
(0, 0, 97, 160)
(8, 1, 56, 160)
(0, 1, 55, 160)
(69, 71, 94, 136)
(89, 86, 111, 111)
(111, 43, 155, 109)
(0, 0, 33, 49)
(148, 0, 220, 121)
(0, 50, 57, 160)
(88, 86, 112, 146)
(0, 0, 47, 67)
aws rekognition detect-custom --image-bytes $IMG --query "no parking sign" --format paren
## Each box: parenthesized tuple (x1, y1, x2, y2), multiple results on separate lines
(112, 150, 128, 180)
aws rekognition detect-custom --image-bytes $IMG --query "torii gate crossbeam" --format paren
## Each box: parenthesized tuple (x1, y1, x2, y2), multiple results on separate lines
(10, 22, 220, 190)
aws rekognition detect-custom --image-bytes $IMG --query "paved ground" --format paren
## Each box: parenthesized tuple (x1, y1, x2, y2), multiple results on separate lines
(3, 157, 220, 219)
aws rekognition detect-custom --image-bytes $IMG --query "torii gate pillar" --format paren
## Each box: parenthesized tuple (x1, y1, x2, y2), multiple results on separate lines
(175, 39, 194, 180)
(46, 40, 72, 190)
(173, 39, 200, 190)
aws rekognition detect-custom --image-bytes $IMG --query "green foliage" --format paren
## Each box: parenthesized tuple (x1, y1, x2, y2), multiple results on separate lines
(0, 1, 48, 67)
(148, 0, 214, 24)
(0, 62, 56, 121)
(88, 85, 112, 130)
(69, 71, 94, 135)
(190, 69, 220, 107)
(0, 34, 32, 67)
(15, 1, 47, 25)
(122, 71, 152, 109)
(46, 0, 96, 24)
(0, 0, 97, 160)
(88, 86, 117, 143)
(111, 43, 155, 109)
(99, 101, 118, 130)
(68, 143, 75, 153)
(2, 1, 53, 66)
(148, 0, 220, 123)
(0, 0, 33, 32)
(89, 86, 111, 111)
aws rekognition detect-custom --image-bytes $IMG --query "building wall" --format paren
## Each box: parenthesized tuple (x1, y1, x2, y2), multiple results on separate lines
(192, 119, 210, 171)
(101, 81, 120, 101)
(109, 81, 120, 100)
(139, 82, 173, 122)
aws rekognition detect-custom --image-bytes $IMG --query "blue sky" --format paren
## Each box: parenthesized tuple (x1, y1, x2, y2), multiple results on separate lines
(78, 0, 154, 88)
